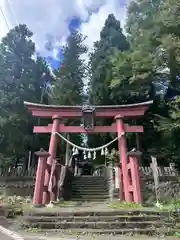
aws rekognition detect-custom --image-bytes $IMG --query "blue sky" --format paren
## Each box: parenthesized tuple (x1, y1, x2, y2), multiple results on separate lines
(1, 0, 128, 69)
(45, 17, 81, 69)
(68, 17, 81, 31)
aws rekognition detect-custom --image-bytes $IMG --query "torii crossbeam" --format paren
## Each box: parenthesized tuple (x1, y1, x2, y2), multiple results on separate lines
(34, 123, 143, 134)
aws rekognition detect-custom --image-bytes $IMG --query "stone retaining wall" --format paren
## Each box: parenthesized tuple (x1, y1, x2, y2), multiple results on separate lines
(0, 172, 179, 203)
(0, 177, 34, 197)
(142, 176, 180, 203)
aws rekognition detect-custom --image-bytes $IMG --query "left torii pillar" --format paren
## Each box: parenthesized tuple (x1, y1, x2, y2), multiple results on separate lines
(43, 115, 60, 204)
(33, 148, 50, 206)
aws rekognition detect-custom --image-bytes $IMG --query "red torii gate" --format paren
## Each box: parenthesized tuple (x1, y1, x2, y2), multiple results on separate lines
(24, 100, 153, 205)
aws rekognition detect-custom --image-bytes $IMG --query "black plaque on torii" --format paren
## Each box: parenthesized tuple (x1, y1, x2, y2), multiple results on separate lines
(82, 105, 95, 130)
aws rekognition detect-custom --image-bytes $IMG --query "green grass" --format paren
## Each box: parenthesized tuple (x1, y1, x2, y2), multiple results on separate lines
(1, 194, 180, 216)
(157, 200, 180, 212)
(55, 200, 77, 207)
(108, 201, 145, 210)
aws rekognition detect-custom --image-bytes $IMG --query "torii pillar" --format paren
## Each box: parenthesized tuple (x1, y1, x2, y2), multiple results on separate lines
(43, 115, 60, 204)
(33, 148, 50, 206)
(115, 115, 131, 202)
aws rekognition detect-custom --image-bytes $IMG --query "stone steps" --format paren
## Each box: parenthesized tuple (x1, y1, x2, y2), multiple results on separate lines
(72, 179, 106, 182)
(24, 209, 169, 217)
(72, 184, 108, 188)
(71, 193, 108, 197)
(72, 179, 107, 182)
(22, 209, 177, 236)
(71, 187, 108, 192)
(70, 199, 109, 202)
(23, 220, 174, 229)
(70, 197, 109, 201)
(31, 227, 178, 236)
(71, 189, 108, 193)
(73, 176, 104, 179)
(22, 215, 163, 223)
(71, 176, 108, 201)
(69, 197, 109, 202)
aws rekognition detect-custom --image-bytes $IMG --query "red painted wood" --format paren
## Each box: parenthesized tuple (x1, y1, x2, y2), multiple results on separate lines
(43, 116, 60, 205)
(129, 155, 142, 204)
(127, 163, 131, 170)
(25, 101, 151, 205)
(118, 167, 124, 200)
(33, 155, 48, 205)
(33, 124, 144, 133)
(116, 117, 131, 202)
(128, 185, 134, 192)
(29, 106, 148, 118)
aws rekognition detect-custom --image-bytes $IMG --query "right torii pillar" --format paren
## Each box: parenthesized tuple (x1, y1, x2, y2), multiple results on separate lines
(43, 115, 60, 204)
(115, 115, 142, 204)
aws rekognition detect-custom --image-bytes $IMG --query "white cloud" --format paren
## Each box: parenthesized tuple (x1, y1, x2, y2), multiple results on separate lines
(0, 0, 11, 38)
(0, 0, 128, 58)
(80, 0, 127, 51)
(76, 0, 107, 15)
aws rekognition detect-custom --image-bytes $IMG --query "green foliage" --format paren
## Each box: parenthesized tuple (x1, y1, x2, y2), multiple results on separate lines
(106, 0, 180, 164)
(108, 200, 144, 210)
(159, 97, 180, 132)
(110, 50, 151, 104)
(0, 24, 50, 166)
(106, 148, 119, 165)
(50, 30, 88, 150)
(88, 14, 129, 157)
(2, 1, 180, 168)
(89, 14, 129, 105)
(126, 0, 180, 87)
(109, 0, 162, 103)
(50, 30, 87, 105)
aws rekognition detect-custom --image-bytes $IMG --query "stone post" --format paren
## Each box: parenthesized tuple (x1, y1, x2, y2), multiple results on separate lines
(109, 162, 114, 201)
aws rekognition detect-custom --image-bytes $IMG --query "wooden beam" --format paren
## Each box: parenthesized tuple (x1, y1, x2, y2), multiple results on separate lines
(31, 108, 147, 118)
(34, 123, 143, 134)
(25, 100, 153, 118)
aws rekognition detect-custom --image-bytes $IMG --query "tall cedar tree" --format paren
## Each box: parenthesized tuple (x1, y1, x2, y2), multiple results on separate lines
(0, 24, 50, 166)
(110, 0, 180, 165)
(89, 14, 129, 105)
(51, 30, 87, 105)
(50, 30, 88, 152)
(88, 14, 129, 163)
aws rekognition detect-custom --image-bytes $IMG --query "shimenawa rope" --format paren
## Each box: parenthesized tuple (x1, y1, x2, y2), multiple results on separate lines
(52, 131, 125, 152)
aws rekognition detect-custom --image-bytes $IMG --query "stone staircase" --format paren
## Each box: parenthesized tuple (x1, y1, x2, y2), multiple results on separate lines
(70, 176, 109, 201)
(22, 209, 178, 236)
